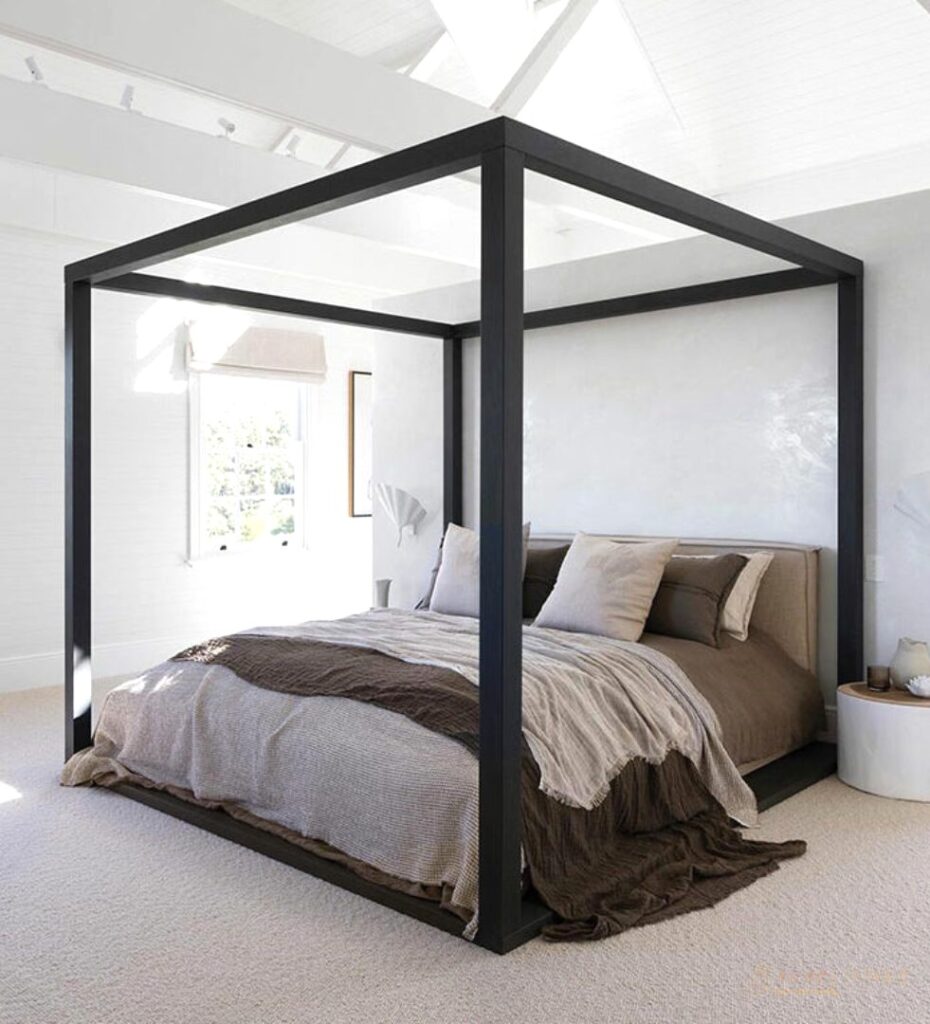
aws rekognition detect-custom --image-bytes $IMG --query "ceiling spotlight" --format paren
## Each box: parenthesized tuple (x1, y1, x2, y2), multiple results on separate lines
(217, 117, 237, 139)
(120, 84, 135, 112)
(24, 56, 44, 84)
(285, 134, 300, 158)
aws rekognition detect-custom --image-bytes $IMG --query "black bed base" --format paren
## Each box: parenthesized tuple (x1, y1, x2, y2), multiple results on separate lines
(110, 740, 835, 953)
(744, 740, 836, 812)
(111, 781, 554, 952)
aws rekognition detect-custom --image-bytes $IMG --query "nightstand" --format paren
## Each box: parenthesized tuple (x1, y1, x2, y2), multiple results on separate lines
(838, 683, 930, 801)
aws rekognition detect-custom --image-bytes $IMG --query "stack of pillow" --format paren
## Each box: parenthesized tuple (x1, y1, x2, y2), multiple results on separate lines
(420, 524, 773, 648)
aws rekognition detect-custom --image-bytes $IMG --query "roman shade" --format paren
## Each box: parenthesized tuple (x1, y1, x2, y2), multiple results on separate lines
(186, 324, 327, 382)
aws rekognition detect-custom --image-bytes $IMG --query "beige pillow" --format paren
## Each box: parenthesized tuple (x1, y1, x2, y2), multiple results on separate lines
(675, 551, 774, 641)
(534, 534, 678, 641)
(721, 551, 774, 640)
(429, 522, 531, 618)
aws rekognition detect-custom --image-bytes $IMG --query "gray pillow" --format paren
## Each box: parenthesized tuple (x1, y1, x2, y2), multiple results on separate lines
(427, 522, 531, 618)
(645, 553, 748, 647)
(523, 545, 570, 619)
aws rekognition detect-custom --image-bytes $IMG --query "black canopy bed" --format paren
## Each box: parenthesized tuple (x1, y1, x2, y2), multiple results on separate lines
(63, 117, 863, 955)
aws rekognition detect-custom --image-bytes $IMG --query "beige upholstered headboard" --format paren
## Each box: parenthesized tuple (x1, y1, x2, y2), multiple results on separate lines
(529, 534, 820, 676)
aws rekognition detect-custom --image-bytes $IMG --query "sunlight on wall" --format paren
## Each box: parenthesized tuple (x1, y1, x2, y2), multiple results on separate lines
(133, 298, 249, 395)
(764, 378, 837, 481)
(186, 307, 250, 364)
(135, 298, 187, 361)
(0, 781, 22, 805)
(895, 471, 930, 555)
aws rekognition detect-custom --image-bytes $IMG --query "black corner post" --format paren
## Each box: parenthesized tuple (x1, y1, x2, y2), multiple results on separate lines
(65, 277, 93, 760)
(443, 334, 463, 528)
(837, 273, 864, 684)
(477, 146, 525, 953)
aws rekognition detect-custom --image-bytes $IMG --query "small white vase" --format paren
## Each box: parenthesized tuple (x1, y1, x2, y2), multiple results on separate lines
(890, 637, 930, 690)
(373, 578, 392, 609)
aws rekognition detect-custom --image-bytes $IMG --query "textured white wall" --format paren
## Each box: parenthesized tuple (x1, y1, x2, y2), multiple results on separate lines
(373, 187, 930, 703)
(0, 225, 373, 693)
(371, 334, 445, 610)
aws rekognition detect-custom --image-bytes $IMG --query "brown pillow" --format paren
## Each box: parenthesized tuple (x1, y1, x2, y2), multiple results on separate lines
(645, 553, 747, 647)
(523, 545, 570, 619)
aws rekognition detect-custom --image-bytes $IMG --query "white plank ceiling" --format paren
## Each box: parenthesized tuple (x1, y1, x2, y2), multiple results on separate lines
(221, 0, 444, 68)
(215, 0, 930, 197)
(2, 0, 930, 286)
(619, 0, 930, 191)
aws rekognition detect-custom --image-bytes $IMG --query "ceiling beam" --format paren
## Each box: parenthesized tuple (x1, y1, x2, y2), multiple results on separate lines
(427, 0, 533, 98)
(0, 0, 492, 152)
(0, 76, 312, 209)
(404, 29, 450, 80)
(0, 77, 476, 294)
(0, 0, 693, 257)
(493, 0, 598, 115)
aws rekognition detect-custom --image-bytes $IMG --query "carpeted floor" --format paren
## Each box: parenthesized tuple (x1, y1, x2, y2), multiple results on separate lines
(2, 684, 929, 1024)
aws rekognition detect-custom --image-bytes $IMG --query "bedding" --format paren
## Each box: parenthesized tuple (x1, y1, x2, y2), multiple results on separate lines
(645, 553, 747, 647)
(720, 551, 775, 640)
(428, 522, 531, 617)
(62, 609, 810, 942)
(534, 535, 677, 640)
(522, 544, 569, 618)
(675, 551, 775, 641)
(641, 628, 825, 769)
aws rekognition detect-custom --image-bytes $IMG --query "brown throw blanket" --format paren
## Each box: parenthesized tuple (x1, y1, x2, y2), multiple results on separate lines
(174, 634, 805, 942)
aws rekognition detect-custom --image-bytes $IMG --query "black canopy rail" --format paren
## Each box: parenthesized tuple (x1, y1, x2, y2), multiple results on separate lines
(65, 116, 863, 955)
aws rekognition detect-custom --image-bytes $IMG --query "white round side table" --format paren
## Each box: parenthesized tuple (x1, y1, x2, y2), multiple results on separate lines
(838, 683, 930, 801)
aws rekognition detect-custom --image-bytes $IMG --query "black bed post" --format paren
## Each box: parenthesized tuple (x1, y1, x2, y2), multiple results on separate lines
(477, 145, 525, 954)
(837, 272, 864, 684)
(443, 334, 463, 528)
(65, 276, 93, 760)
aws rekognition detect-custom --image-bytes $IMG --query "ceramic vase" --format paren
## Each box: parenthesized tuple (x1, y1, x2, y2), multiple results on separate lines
(373, 578, 392, 609)
(890, 637, 930, 690)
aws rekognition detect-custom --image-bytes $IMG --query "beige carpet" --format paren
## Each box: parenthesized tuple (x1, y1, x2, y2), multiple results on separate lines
(2, 685, 929, 1024)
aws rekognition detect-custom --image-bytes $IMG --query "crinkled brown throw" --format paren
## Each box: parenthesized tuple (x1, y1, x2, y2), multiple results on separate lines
(174, 634, 805, 942)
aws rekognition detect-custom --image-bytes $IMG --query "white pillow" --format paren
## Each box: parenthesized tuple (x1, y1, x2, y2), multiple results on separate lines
(721, 552, 773, 640)
(428, 522, 531, 618)
(674, 551, 774, 641)
(534, 534, 678, 641)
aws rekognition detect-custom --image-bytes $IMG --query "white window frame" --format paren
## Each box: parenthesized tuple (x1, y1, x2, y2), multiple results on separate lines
(188, 372, 311, 561)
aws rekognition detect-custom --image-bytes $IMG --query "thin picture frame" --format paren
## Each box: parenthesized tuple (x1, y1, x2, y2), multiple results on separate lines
(348, 370, 372, 517)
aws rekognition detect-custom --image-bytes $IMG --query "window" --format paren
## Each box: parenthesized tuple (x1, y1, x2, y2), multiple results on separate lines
(190, 373, 306, 556)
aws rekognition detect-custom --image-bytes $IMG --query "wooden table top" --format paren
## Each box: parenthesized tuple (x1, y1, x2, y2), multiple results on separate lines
(839, 682, 930, 707)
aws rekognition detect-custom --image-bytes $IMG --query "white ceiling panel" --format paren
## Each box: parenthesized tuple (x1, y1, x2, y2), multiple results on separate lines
(220, 0, 442, 67)
(620, 0, 930, 191)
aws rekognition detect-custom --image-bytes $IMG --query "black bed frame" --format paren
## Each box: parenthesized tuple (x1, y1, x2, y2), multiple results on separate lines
(64, 117, 863, 954)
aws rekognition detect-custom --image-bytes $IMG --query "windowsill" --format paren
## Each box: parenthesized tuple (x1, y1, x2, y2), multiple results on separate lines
(185, 542, 310, 567)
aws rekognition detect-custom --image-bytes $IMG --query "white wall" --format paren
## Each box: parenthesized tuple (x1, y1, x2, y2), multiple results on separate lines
(0, 223, 374, 693)
(373, 186, 930, 704)
(371, 334, 445, 610)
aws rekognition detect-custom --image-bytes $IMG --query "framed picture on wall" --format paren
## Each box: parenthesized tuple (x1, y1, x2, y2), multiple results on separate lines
(348, 370, 372, 517)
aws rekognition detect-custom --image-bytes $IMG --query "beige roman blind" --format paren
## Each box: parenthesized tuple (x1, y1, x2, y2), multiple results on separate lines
(186, 324, 327, 382)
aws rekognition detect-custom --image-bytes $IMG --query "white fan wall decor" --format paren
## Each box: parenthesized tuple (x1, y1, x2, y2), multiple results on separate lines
(375, 484, 427, 547)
